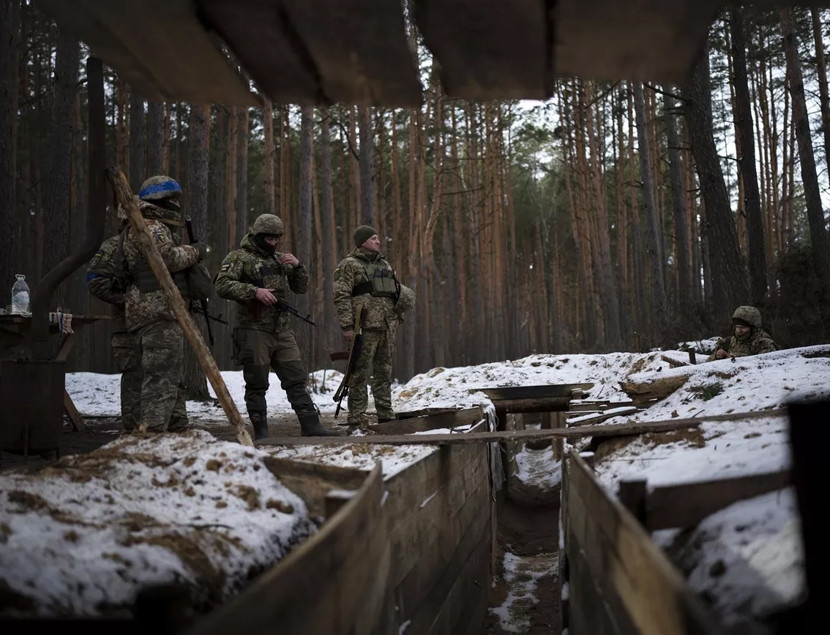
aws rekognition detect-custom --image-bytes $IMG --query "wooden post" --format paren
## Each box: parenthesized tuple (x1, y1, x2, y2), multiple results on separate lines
(618, 478, 648, 526)
(107, 169, 253, 447)
(788, 401, 829, 633)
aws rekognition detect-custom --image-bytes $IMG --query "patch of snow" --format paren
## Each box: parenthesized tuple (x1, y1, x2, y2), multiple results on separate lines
(489, 551, 558, 633)
(266, 443, 436, 479)
(0, 431, 314, 616)
(659, 489, 805, 627)
(514, 445, 562, 490)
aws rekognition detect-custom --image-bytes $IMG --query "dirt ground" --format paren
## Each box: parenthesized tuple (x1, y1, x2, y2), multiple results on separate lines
(482, 480, 561, 635)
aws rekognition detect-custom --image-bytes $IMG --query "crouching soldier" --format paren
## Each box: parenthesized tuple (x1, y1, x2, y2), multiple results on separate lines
(707, 305, 779, 361)
(215, 214, 337, 439)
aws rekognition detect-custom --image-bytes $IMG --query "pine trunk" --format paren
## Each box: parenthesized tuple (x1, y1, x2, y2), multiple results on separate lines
(664, 88, 692, 312)
(730, 7, 768, 305)
(320, 109, 337, 355)
(297, 105, 314, 359)
(263, 98, 275, 214)
(683, 46, 750, 321)
(184, 104, 211, 399)
(235, 107, 249, 243)
(147, 102, 164, 175)
(0, 0, 18, 294)
(129, 89, 145, 190)
(358, 105, 374, 226)
(811, 8, 830, 181)
(781, 7, 830, 333)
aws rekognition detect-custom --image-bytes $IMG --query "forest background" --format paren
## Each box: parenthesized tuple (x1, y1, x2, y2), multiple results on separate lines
(1, 2, 830, 398)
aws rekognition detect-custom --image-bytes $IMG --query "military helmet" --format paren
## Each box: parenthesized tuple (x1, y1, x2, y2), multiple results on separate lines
(251, 214, 285, 237)
(139, 175, 182, 202)
(732, 305, 762, 329)
(395, 284, 415, 315)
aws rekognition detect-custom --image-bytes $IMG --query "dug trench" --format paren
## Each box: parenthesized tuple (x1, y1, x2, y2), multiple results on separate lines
(483, 456, 561, 634)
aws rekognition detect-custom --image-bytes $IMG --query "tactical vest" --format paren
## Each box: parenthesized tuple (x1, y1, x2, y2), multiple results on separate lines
(118, 230, 190, 295)
(352, 260, 398, 298)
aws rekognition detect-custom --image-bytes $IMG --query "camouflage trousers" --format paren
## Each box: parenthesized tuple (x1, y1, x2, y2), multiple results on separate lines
(135, 320, 188, 432)
(235, 328, 315, 420)
(347, 326, 396, 426)
(112, 331, 142, 432)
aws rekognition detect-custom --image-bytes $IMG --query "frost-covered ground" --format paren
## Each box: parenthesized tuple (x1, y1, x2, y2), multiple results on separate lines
(489, 551, 558, 633)
(0, 431, 314, 616)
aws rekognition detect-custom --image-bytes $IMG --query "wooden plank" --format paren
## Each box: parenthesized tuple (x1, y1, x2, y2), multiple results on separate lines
(186, 464, 389, 635)
(646, 470, 793, 531)
(35, 0, 256, 105)
(63, 390, 87, 433)
(569, 400, 634, 413)
(567, 407, 638, 426)
(109, 169, 253, 447)
(567, 452, 720, 635)
(368, 406, 484, 435)
(395, 407, 460, 419)
(414, 0, 552, 100)
(256, 418, 707, 447)
(554, 0, 722, 83)
(262, 456, 370, 517)
(474, 383, 594, 401)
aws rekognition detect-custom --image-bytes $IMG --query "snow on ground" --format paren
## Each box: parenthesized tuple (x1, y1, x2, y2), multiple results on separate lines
(654, 489, 805, 629)
(266, 443, 436, 479)
(0, 431, 314, 616)
(393, 350, 696, 412)
(489, 551, 559, 633)
(514, 445, 561, 490)
(66, 369, 349, 424)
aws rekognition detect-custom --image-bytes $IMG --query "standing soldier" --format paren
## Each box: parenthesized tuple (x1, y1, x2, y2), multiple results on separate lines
(215, 214, 336, 439)
(124, 176, 206, 432)
(333, 225, 415, 429)
(86, 199, 141, 432)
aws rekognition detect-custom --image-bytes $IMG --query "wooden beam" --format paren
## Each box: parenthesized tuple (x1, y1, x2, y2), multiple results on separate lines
(473, 383, 594, 401)
(566, 406, 638, 426)
(256, 418, 707, 447)
(646, 470, 792, 531)
(414, 0, 553, 100)
(63, 390, 87, 433)
(108, 169, 253, 447)
(35, 0, 256, 105)
(368, 406, 484, 435)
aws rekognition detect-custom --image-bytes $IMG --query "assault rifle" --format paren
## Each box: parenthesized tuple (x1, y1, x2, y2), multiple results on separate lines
(275, 296, 316, 326)
(332, 306, 367, 418)
(184, 215, 214, 346)
(190, 306, 229, 325)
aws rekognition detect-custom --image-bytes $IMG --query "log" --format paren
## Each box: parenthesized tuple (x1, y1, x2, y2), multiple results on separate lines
(107, 169, 252, 447)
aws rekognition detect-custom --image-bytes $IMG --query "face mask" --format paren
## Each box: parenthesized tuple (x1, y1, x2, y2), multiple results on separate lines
(254, 234, 277, 254)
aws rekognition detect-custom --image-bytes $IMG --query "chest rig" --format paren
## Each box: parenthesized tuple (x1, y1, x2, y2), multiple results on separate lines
(351, 260, 398, 298)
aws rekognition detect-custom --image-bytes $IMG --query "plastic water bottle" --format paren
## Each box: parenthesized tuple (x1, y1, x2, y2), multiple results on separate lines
(11, 274, 30, 315)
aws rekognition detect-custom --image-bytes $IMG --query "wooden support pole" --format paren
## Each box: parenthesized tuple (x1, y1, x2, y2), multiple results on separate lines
(107, 169, 253, 447)
(618, 478, 648, 526)
(788, 401, 829, 633)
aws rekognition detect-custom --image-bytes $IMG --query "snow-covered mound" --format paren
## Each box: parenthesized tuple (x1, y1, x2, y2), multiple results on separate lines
(393, 350, 698, 412)
(0, 431, 314, 616)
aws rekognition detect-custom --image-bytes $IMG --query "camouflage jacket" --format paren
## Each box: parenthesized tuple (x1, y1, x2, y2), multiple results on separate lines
(707, 328, 779, 361)
(87, 232, 127, 334)
(333, 248, 399, 331)
(123, 210, 201, 332)
(214, 233, 309, 332)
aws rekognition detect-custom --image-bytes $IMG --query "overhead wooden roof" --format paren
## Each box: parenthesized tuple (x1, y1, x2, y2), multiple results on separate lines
(33, 0, 753, 106)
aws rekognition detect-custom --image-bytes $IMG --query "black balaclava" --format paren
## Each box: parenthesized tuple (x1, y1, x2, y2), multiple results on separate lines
(254, 233, 278, 255)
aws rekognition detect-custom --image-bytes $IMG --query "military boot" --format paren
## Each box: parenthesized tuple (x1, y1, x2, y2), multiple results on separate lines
(249, 411, 269, 441)
(298, 413, 339, 437)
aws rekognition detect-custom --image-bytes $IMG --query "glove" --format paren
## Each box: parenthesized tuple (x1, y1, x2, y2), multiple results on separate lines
(191, 242, 208, 261)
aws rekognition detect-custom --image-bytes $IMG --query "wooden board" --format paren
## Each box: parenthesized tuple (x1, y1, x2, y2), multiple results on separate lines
(567, 407, 639, 426)
(186, 464, 389, 635)
(199, 0, 421, 106)
(34, 0, 256, 105)
(566, 452, 720, 635)
(645, 470, 793, 531)
(262, 456, 370, 517)
(368, 406, 484, 435)
(554, 0, 723, 83)
(474, 383, 594, 401)
(256, 418, 706, 447)
(414, 0, 552, 100)
(63, 390, 87, 433)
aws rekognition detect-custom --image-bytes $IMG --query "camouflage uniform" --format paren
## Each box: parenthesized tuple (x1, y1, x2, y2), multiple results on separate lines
(215, 214, 335, 438)
(707, 305, 779, 361)
(124, 189, 203, 433)
(86, 230, 142, 432)
(333, 245, 401, 427)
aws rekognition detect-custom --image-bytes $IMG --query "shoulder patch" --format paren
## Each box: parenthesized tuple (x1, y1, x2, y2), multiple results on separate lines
(220, 262, 231, 272)
(154, 229, 168, 244)
(333, 267, 340, 281)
